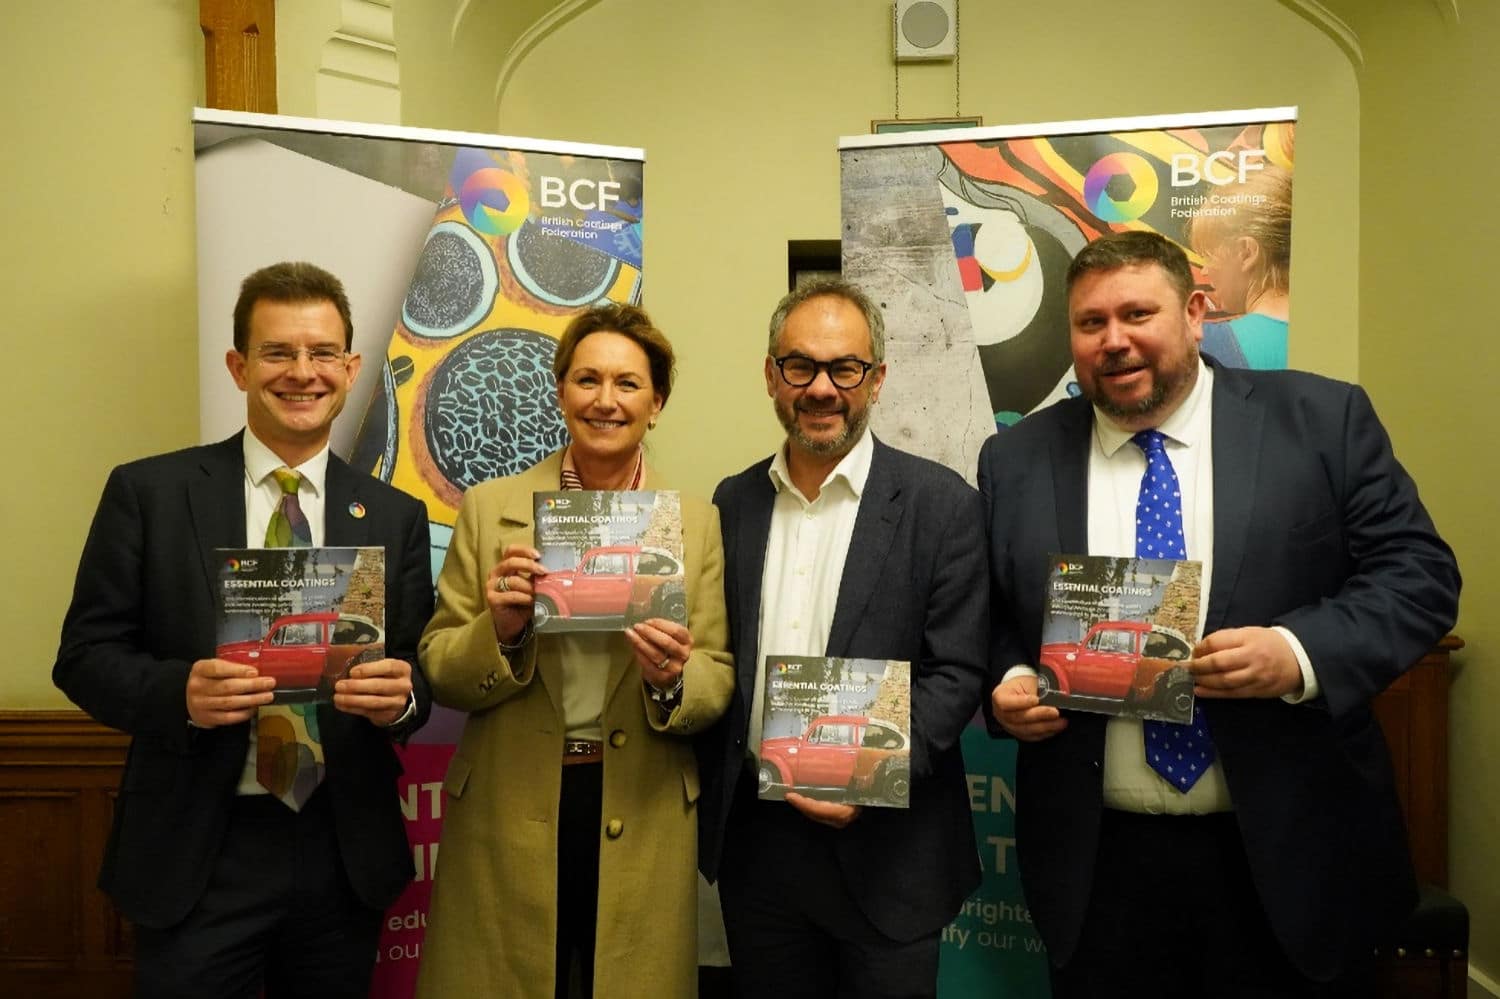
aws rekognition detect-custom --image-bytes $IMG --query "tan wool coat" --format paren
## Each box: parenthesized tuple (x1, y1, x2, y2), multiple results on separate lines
(414, 452, 733, 999)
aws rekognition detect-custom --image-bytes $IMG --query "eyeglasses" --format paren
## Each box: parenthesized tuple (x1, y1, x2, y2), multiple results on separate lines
(252, 345, 349, 369)
(771, 355, 876, 389)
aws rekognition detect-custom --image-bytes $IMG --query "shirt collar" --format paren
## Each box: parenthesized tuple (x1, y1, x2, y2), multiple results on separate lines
(559, 444, 645, 491)
(242, 428, 330, 496)
(1093, 358, 1213, 458)
(767, 426, 875, 501)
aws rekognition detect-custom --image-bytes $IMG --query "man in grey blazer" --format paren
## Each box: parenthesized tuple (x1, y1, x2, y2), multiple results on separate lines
(981, 232, 1459, 996)
(697, 278, 988, 998)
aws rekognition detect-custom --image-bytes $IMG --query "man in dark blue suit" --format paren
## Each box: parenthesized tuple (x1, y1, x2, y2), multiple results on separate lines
(981, 232, 1459, 997)
(698, 278, 988, 998)
(54, 262, 432, 998)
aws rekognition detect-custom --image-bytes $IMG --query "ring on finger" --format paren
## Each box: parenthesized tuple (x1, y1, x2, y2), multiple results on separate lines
(656, 656, 672, 671)
(499, 575, 510, 593)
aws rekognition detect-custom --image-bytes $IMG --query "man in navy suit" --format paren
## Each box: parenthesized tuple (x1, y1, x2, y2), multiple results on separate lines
(54, 262, 432, 998)
(698, 278, 988, 998)
(981, 231, 1459, 997)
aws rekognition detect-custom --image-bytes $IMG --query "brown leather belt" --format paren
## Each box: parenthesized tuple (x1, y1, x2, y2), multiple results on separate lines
(562, 739, 603, 766)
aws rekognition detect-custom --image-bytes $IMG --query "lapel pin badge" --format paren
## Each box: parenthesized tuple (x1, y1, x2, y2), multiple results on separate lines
(348, 501, 367, 519)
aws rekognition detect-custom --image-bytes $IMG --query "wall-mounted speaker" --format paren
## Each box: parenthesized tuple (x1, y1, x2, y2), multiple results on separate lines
(894, 0, 957, 62)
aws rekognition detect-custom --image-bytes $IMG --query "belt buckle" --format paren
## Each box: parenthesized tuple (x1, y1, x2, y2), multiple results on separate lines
(563, 739, 602, 765)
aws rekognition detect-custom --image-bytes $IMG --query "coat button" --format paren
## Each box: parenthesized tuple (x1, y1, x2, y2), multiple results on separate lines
(605, 818, 624, 839)
(609, 730, 627, 748)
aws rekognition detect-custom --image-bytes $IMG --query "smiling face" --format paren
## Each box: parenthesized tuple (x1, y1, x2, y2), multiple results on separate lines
(765, 294, 886, 463)
(226, 298, 361, 466)
(556, 330, 663, 469)
(1069, 262, 1205, 432)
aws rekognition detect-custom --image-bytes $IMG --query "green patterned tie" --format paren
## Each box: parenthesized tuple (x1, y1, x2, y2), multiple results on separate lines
(265, 467, 313, 547)
(256, 468, 324, 810)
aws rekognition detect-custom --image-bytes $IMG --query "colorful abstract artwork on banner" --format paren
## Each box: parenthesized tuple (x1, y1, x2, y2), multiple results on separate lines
(840, 108, 1295, 480)
(351, 146, 644, 527)
(840, 108, 1296, 999)
(194, 110, 644, 998)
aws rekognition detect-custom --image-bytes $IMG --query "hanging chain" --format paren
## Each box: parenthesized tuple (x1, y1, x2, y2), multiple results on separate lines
(954, 0, 962, 116)
(893, 2, 901, 119)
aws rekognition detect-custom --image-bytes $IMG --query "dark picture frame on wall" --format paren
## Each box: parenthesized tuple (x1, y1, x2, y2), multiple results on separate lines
(786, 238, 842, 291)
(870, 115, 983, 134)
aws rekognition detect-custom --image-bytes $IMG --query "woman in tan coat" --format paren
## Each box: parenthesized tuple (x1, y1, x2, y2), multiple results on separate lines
(414, 304, 733, 999)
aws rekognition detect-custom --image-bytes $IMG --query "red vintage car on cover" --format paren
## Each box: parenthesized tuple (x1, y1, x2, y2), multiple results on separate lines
(532, 544, 686, 629)
(217, 611, 384, 699)
(1036, 619, 1194, 718)
(758, 714, 910, 806)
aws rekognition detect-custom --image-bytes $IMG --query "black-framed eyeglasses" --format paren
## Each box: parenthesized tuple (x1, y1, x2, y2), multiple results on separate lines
(771, 354, 876, 389)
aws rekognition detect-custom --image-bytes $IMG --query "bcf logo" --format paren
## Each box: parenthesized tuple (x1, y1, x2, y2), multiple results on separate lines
(1170, 149, 1267, 186)
(539, 176, 621, 211)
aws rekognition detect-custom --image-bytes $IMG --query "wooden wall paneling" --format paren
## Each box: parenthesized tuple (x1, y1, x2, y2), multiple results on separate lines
(0, 711, 130, 996)
(1373, 635, 1461, 889)
(200, 0, 276, 113)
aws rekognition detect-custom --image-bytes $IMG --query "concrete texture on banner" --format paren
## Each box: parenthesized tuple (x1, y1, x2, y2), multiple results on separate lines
(841, 144, 994, 485)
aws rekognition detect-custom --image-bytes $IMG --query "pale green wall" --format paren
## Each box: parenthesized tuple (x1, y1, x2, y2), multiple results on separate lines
(1, 0, 201, 707)
(1348, 3, 1500, 983)
(394, 0, 566, 135)
(275, 0, 343, 117)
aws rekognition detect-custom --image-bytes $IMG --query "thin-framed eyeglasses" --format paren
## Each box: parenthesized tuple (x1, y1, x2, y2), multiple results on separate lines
(771, 354, 876, 389)
(251, 344, 349, 369)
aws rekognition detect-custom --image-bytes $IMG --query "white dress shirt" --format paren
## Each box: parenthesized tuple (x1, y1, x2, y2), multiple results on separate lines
(243, 430, 331, 546)
(1089, 363, 1232, 813)
(749, 429, 875, 756)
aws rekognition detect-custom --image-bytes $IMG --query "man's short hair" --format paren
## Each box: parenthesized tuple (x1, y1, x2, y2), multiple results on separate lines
(767, 278, 886, 363)
(233, 262, 354, 353)
(1065, 231, 1195, 305)
(552, 302, 677, 406)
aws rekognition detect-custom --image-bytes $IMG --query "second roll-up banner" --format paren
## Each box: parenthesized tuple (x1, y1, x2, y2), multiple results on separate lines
(841, 106, 1297, 998)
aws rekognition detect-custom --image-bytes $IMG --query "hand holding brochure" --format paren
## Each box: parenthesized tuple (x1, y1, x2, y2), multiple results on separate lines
(215, 547, 386, 704)
(757, 656, 911, 809)
(531, 490, 686, 634)
(1037, 553, 1202, 724)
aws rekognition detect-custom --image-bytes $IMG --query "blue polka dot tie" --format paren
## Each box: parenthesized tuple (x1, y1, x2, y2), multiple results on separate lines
(1132, 429, 1214, 792)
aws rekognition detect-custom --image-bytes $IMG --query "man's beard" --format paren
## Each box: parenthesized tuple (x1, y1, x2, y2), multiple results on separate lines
(777, 398, 871, 457)
(1084, 349, 1197, 424)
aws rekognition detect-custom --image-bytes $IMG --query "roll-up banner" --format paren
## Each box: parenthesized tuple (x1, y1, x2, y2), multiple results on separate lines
(840, 107, 1296, 997)
(194, 109, 645, 996)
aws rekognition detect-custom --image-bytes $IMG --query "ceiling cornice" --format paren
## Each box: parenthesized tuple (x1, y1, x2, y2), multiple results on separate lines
(1277, 0, 1364, 71)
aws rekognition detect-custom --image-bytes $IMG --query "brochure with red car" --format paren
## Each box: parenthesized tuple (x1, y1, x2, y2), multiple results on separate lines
(757, 656, 912, 809)
(530, 490, 686, 634)
(214, 546, 386, 704)
(1037, 553, 1202, 724)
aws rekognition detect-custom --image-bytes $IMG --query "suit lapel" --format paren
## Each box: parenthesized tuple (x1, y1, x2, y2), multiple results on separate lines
(324, 457, 373, 548)
(827, 440, 901, 656)
(729, 469, 775, 712)
(503, 455, 570, 722)
(1206, 370, 1261, 634)
(187, 434, 248, 610)
(1052, 401, 1092, 555)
